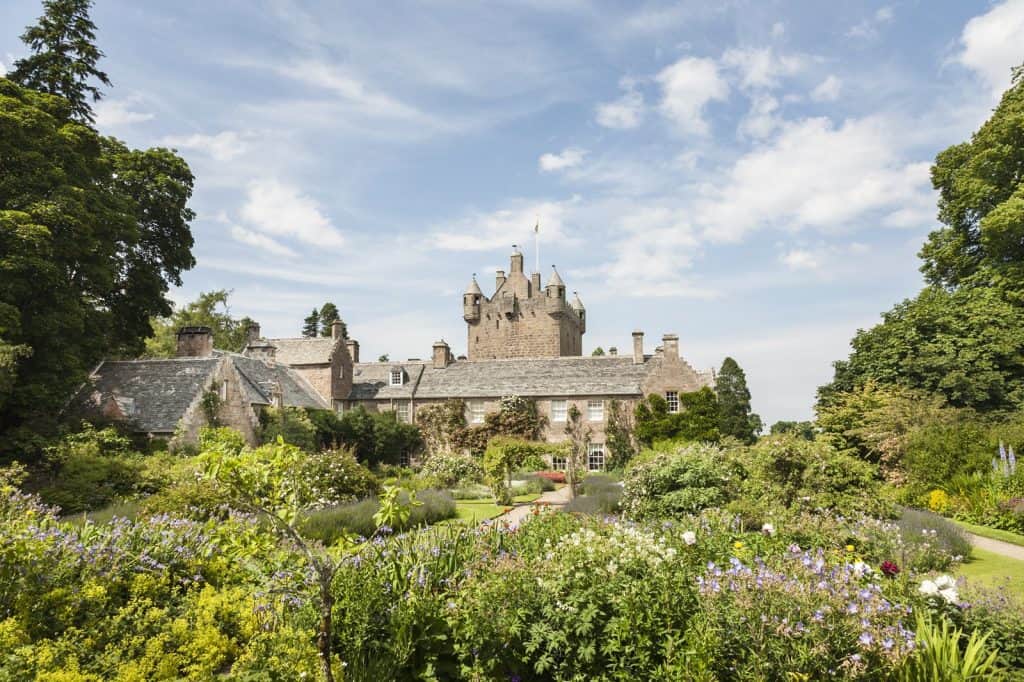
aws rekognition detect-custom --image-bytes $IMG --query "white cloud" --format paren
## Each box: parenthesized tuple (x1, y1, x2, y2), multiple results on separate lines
(656, 57, 728, 135)
(811, 75, 842, 102)
(240, 179, 345, 248)
(229, 224, 299, 258)
(539, 147, 587, 172)
(780, 248, 820, 270)
(738, 93, 781, 139)
(595, 88, 645, 129)
(94, 98, 154, 127)
(721, 47, 805, 90)
(770, 22, 786, 39)
(432, 198, 577, 251)
(161, 131, 249, 161)
(847, 6, 894, 40)
(957, 0, 1024, 98)
(695, 116, 934, 242)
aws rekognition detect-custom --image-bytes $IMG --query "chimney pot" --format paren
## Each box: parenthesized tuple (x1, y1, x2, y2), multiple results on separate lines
(331, 319, 344, 340)
(662, 333, 679, 361)
(176, 326, 213, 358)
(346, 339, 360, 364)
(609, 346, 618, 356)
(432, 340, 452, 369)
(495, 269, 506, 292)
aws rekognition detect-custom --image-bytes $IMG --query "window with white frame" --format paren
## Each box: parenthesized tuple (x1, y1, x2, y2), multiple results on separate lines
(218, 380, 228, 402)
(587, 399, 604, 421)
(587, 442, 605, 471)
(666, 391, 680, 413)
(396, 401, 410, 423)
(335, 402, 345, 415)
(469, 401, 485, 424)
(551, 399, 567, 422)
(389, 369, 403, 386)
(551, 455, 567, 470)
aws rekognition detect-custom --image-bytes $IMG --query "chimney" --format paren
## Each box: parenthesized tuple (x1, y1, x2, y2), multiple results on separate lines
(662, 334, 679, 361)
(608, 346, 618, 356)
(531, 272, 541, 296)
(246, 322, 261, 346)
(331, 319, 345, 340)
(346, 339, 360, 364)
(176, 326, 213, 358)
(632, 330, 644, 365)
(510, 248, 524, 273)
(432, 340, 452, 369)
(495, 269, 506, 291)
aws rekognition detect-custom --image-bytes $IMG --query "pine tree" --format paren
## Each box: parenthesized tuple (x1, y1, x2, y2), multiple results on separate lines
(716, 357, 759, 444)
(591, 347, 605, 356)
(318, 302, 344, 337)
(302, 309, 320, 338)
(9, 0, 112, 124)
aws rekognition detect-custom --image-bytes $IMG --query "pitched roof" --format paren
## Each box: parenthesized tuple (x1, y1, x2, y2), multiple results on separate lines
(73, 358, 220, 433)
(266, 337, 339, 365)
(547, 268, 565, 287)
(414, 355, 654, 399)
(465, 277, 483, 295)
(349, 363, 424, 400)
(229, 355, 328, 409)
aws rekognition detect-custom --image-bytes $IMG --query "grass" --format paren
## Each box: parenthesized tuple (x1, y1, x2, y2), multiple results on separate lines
(449, 492, 543, 524)
(951, 519, 1024, 548)
(956, 547, 1024, 600)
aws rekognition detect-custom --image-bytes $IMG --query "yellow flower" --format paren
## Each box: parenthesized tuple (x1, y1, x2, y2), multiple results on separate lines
(733, 541, 744, 549)
(845, 544, 855, 552)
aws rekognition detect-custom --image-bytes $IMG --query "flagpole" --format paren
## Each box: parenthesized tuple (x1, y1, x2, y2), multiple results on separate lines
(534, 216, 540, 274)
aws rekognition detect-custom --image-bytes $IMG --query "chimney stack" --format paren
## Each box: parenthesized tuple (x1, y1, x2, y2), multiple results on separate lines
(246, 322, 261, 346)
(495, 269, 506, 291)
(176, 326, 214, 358)
(662, 334, 679, 361)
(632, 330, 644, 365)
(432, 340, 452, 369)
(531, 272, 541, 296)
(510, 248, 524, 273)
(331, 319, 345, 340)
(346, 339, 360, 364)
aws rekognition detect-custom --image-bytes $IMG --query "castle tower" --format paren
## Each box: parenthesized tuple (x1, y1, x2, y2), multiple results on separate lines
(464, 249, 585, 360)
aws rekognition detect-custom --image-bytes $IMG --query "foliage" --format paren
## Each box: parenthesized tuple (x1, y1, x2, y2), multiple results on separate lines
(482, 436, 554, 505)
(419, 450, 484, 487)
(8, 0, 111, 124)
(373, 485, 422, 530)
(302, 308, 320, 338)
(259, 406, 318, 452)
(898, 615, 1002, 681)
(591, 346, 605, 356)
(563, 474, 622, 514)
(770, 419, 816, 440)
(634, 388, 720, 447)
(483, 395, 547, 442)
(620, 442, 741, 520)
(318, 302, 343, 337)
(301, 447, 379, 506)
(605, 398, 637, 470)
(334, 406, 423, 466)
(716, 357, 760, 444)
(563, 403, 591, 499)
(415, 399, 467, 456)
(145, 290, 254, 357)
(0, 78, 195, 460)
(299, 489, 455, 543)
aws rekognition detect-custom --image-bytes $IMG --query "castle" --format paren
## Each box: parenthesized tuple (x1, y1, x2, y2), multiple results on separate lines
(73, 249, 715, 470)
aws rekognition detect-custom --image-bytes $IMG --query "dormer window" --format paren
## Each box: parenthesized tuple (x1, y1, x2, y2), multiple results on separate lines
(389, 369, 403, 386)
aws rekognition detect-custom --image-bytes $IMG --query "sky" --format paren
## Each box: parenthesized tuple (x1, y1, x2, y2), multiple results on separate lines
(2, 0, 1023, 426)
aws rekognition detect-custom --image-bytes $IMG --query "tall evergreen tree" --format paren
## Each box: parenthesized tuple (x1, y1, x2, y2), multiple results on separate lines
(318, 302, 343, 337)
(716, 357, 759, 444)
(9, 0, 111, 124)
(302, 309, 320, 338)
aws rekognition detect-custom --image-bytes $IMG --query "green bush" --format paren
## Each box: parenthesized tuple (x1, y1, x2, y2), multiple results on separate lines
(419, 451, 484, 487)
(259, 406, 318, 451)
(301, 447, 379, 505)
(620, 442, 741, 520)
(299, 489, 455, 541)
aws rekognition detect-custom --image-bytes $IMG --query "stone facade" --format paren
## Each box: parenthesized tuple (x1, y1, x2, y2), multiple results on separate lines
(463, 250, 585, 360)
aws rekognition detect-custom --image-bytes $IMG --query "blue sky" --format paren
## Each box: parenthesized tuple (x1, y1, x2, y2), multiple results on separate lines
(3, 0, 1023, 425)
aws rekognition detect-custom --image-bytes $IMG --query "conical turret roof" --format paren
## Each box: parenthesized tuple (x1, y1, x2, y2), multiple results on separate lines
(465, 276, 483, 295)
(570, 292, 585, 309)
(546, 267, 565, 288)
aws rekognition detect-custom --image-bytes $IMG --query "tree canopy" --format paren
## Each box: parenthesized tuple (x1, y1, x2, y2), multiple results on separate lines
(318, 302, 343, 337)
(302, 309, 320, 338)
(0, 78, 196, 458)
(9, 0, 111, 125)
(716, 357, 760, 444)
(634, 389, 720, 446)
(145, 290, 253, 357)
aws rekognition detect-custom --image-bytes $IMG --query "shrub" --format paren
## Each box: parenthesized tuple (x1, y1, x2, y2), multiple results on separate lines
(259, 406, 317, 451)
(620, 442, 741, 520)
(536, 470, 565, 483)
(564, 474, 622, 515)
(299, 489, 455, 542)
(895, 507, 971, 569)
(419, 451, 484, 487)
(301, 447, 379, 506)
(482, 437, 552, 505)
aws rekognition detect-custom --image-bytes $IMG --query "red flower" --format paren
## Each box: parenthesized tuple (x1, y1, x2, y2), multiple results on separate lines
(880, 561, 900, 577)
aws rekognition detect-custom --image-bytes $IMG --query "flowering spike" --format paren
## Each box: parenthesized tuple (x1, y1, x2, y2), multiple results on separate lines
(1009, 446, 1017, 475)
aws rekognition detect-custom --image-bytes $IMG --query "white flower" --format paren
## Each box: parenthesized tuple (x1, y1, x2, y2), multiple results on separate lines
(940, 587, 959, 604)
(919, 580, 939, 596)
(851, 561, 872, 578)
(682, 531, 697, 545)
(933, 574, 955, 589)
(761, 523, 775, 537)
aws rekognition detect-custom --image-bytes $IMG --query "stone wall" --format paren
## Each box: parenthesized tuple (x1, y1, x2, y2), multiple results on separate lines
(467, 296, 583, 360)
(289, 339, 354, 408)
(171, 358, 261, 448)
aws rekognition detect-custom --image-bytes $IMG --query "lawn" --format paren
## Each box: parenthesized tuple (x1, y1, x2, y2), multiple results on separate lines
(449, 492, 543, 524)
(956, 547, 1024, 600)
(951, 519, 1024, 548)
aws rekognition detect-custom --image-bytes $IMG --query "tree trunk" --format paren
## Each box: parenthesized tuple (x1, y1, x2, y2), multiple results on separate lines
(318, 576, 335, 682)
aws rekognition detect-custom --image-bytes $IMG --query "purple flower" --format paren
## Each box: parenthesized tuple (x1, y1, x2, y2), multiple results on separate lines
(858, 632, 873, 647)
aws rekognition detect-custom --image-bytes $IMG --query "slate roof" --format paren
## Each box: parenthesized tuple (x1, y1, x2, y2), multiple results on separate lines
(267, 337, 339, 365)
(349, 363, 424, 400)
(414, 355, 655, 399)
(229, 355, 328, 409)
(74, 358, 220, 433)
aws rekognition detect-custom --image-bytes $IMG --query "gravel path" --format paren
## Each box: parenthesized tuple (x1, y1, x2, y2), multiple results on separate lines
(966, 533, 1024, 562)
(495, 485, 573, 527)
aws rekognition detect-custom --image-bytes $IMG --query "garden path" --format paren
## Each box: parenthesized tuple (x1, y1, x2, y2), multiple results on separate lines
(966, 533, 1024, 562)
(495, 486, 573, 527)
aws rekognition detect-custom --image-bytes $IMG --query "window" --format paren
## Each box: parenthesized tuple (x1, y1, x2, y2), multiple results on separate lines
(338, 364, 345, 379)
(551, 399, 567, 422)
(398, 451, 411, 467)
(587, 399, 604, 421)
(469, 401, 485, 424)
(389, 369, 403, 386)
(666, 391, 679, 414)
(335, 402, 345, 415)
(587, 443, 605, 472)
(396, 401, 410, 423)
(219, 380, 228, 401)
(551, 455, 567, 471)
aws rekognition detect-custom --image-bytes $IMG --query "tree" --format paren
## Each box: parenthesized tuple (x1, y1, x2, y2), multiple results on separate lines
(318, 302, 343, 338)
(770, 421, 816, 441)
(482, 436, 550, 504)
(0, 78, 195, 459)
(378, 354, 389, 363)
(302, 308, 320, 338)
(591, 347, 605, 356)
(145, 290, 254, 357)
(563, 405, 591, 499)
(605, 399, 636, 469)
(9, 0, 111, 125)
(716, 357, 759, 444)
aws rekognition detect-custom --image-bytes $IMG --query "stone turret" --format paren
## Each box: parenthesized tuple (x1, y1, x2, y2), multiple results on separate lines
(462, 276, 483, 322)
(570, 292, 586, 334)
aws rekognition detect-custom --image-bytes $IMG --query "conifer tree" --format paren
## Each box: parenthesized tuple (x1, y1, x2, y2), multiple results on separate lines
(302, 309, 320, 338)
(716, 357, 760, 444)
(318, 302, 343, 337)
(9, 0, 111, 124)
